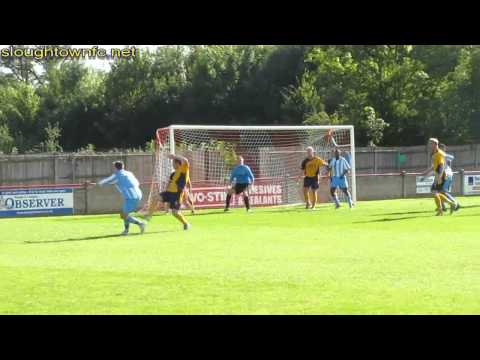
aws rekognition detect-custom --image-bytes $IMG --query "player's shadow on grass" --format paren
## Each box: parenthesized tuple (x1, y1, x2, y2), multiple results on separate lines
(51, 214, 116, 221)
(260, 207, 319, 214)
(24, 231, 171, 244)
(141, 210, 225, 218)
(372, 204, 480, 217)
(354, 215, 434, 223)
(186, 210, 226, 217)
(370, 210, 431, 216)
(356, 210, 480, 224)
(448, 213, 480, 218)
(454, 204, 480, 210)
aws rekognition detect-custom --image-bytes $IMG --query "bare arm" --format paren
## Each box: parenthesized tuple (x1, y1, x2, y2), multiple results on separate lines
(330, 136, 338, 147)
(343, 158, 351, 177)
(300, 160, 306, 179)
(168, 154, 189, 166)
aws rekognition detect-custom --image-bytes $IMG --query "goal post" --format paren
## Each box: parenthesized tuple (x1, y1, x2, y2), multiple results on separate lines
(146, 125, 356, 210)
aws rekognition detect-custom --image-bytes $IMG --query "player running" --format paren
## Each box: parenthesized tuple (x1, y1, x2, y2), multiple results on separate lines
(423, 138, 459, 216)
(143, 154, 191, 230)
(224, 156, 255, 212)
(164, 172, 195, 214)
(329, 148, 354, 209)
(94, 161, 146, 236)
(301, 146, 328, 210)
(438, 143, 460, 213)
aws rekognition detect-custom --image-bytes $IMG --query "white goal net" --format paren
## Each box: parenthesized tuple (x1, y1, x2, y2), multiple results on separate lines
(145, 125, 356, 210)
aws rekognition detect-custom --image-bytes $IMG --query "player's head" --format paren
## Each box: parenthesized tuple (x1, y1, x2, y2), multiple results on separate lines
(172, 159, 182, 170)
(237, 156, 244, 165)
(113, 161, 124, 171)
(439, 143, 447, 151)
(306, 146, 314, 158)
(429, 138, 439, 152)
(334, 148, 341, 159)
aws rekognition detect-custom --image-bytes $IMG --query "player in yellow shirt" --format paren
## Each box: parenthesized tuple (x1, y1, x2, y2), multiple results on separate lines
(143, 154, 191, 229)
(423, 138, 458, 216)
(300, 146, 328, 210)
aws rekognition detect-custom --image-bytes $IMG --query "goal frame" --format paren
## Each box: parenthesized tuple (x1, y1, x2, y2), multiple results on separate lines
(155, 125, 357, 202)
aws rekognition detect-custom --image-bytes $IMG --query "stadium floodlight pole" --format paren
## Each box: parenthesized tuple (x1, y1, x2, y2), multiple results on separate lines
(349, 126, 357, 202)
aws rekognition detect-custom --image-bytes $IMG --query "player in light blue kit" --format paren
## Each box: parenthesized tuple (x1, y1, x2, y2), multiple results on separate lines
(93, 161, 146, 235)
(224, 156, 255, 212)
(439, 143, 460, 213)
(329, 148, 354, 209)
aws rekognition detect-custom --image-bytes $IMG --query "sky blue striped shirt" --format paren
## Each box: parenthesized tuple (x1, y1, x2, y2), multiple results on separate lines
(445, 153, 454, 177)
(329, 156, 351, 177)
(98, 170, 142, 200)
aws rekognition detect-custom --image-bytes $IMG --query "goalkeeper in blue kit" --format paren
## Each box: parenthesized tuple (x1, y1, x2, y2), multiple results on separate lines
(224, 156, 255, 212)
(93, 161, 146, 235)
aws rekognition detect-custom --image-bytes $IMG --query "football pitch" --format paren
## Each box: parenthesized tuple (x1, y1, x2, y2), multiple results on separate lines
(1, 197, 479, 315)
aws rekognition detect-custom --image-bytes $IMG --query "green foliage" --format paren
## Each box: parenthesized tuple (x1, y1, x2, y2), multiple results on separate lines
(359, 106, 389, 146)
(209, 139, 238, 169)
(76, 143, 96, 154)
(0, 124, 14, 154)
(1, 45, 480, 150)
(36, 61, 106, 151)
(282, 72, 325, 123)
(176, 139, 238, 169)
(144, 139, 156, 153)
(0, 80, 41, 152)
(38, 122, 63, 153)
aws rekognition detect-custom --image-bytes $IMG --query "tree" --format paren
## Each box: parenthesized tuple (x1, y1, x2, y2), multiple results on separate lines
(103, 46, 189, 148)
(0, 45, 72, 85)
(359, 106, 389, 146)
(1, 45, 480, 152)
(290, 45, 438, 145)
(411, 45, 463, 79)
(36, 61, 106, 150)
(0, 124, 14, 154)
(254, 45, 311, 124)
(38, 122, 62, 153)
(0, 80, 41, 152)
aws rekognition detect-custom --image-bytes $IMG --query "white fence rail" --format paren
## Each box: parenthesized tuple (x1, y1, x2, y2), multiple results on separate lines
(0, 144, 479, 186)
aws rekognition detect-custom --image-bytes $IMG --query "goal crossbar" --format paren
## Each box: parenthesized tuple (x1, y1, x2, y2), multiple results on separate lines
(159, 125, 354, 131)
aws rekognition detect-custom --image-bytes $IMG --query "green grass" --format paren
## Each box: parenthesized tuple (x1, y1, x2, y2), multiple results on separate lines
(1, 197, 480, 314)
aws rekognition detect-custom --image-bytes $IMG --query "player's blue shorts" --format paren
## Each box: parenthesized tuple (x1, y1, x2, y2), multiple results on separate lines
(330, 176, 348, 189)
(122, 198, 141, 214)
(441, 176, 453, 193)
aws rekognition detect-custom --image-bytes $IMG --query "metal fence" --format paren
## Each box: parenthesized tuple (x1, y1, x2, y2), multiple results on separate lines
(1, 144, 479, 186)
(355, 144, 480, 174)
(0, 153, 155, 186)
